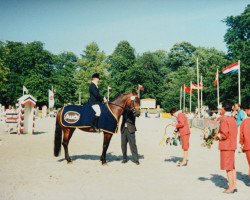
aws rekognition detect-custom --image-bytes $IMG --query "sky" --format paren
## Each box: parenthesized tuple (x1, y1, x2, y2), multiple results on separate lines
(0, 0, 250, 56)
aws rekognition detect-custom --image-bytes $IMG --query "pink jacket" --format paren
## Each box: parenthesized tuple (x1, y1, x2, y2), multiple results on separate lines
(240, 118, 250, 151)
(218, 116, 237, 151)
(176, 113, 190, 137)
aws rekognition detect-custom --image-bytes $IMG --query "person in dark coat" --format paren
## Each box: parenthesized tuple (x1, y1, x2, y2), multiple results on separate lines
(88, 73, 106, 131)
(121, 107, 140, 165)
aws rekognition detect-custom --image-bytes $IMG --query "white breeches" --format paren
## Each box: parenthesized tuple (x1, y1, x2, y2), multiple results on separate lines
(92, 104, 101, 117)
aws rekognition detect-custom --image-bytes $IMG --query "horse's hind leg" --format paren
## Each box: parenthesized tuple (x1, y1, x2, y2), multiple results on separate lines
(100, 132, 113, 165)
(62, 128, 75, 163)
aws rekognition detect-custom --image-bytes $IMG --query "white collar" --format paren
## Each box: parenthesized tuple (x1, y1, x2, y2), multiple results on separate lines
(92, 81, 98, 88)
(175, 110, 182, 116)
(224, 112, 232, 117)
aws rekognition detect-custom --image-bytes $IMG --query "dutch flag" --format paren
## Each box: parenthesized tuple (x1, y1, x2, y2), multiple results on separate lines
(222, 62, 240, 74)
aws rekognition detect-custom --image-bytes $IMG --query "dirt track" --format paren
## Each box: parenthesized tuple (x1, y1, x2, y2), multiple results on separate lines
(0, 117, 249, 200)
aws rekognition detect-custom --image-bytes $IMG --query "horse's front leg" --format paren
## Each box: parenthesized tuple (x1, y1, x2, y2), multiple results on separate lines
(100, 132, 113, 165)
(62, 128, 75, 163)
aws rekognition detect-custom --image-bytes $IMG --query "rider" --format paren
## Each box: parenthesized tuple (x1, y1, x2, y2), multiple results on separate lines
(88, 73, 107, 131)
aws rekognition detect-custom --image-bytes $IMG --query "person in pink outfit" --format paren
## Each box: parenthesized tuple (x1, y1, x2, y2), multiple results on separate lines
(214, 100, 238, 194)
(170, 108, 191, 167)
(240, 105, 250, 177)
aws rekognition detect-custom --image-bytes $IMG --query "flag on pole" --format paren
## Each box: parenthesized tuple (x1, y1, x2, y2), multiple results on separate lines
(200, 76, 203, 88)
(191, 83, 203, 90)
(222, 62, 240, 74)
(23, 86, 29, 94)
(138, 84, 144, 91)
(180, 86, 182, 110)
(184, 85, 193, 93)
(214, 69, 219, 86)
(222, 61, 241, 104)
(48, 89, 54, 108)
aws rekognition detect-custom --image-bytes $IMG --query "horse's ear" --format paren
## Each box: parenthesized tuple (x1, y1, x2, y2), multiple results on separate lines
(132, 90, 138, 95)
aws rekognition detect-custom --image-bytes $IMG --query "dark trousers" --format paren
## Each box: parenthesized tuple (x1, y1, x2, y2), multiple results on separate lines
(121, 127, 139, 161)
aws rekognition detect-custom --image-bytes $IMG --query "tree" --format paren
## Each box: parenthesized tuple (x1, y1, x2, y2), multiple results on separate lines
(53, 52, 78, 107)
(161, 66, 196, 111)
(107, 41, 136, 96)
(75, 42, 110, 103)
(0, 42, 9, 100)
(166, 41, 196, 70)
(0, 41, 55, 105)
(193, 47, 229, 109)
(128, 51, 168, 103)
(224, 4, 250, 105)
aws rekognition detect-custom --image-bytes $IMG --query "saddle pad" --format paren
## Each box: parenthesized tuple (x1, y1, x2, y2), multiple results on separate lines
(61, 104, 118, 134)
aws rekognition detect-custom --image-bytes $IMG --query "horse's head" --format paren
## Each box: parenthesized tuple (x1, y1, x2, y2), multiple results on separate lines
(125, 90, 140, 117)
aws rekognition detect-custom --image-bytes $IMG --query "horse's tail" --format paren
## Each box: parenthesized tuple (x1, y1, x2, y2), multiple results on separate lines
(54, 112, 62, 157)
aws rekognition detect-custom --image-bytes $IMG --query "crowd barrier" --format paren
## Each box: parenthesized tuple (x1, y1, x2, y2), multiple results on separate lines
(191, 118, 219, 130)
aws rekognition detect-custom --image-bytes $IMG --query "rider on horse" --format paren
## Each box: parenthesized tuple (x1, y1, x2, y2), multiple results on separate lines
(88, 73, 107, 132)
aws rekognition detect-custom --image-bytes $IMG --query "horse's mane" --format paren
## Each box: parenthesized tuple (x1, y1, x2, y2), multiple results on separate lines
(109, 92, 130, 102)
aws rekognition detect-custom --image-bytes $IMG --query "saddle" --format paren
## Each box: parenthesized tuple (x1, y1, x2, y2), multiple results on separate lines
(61, 103, 118, 134)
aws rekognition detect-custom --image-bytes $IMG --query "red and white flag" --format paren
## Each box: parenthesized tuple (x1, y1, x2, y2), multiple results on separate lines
(214, 68, 219, 86)
(191, 83, 203, 90)
(138, 84, 144, 91)
(222, 62, 240, 74)
(48, 89, 54, 108)
(184, 85, 193, 93)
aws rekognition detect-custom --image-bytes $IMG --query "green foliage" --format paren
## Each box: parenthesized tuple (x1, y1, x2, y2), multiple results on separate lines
(162, 66, 196, 111)
(0, 4, 249, 110)
(129, 51, 168, 101)
(167, 41, 196, 70)
(0, 41, 55, 105)
(53, 52, 78, 107)
(0, 42, 9, 96)
(75, 42, 110, 103)
(193, 47, 229, 109)
(224, 4, 250, 105)
(107, 41, 136, 96)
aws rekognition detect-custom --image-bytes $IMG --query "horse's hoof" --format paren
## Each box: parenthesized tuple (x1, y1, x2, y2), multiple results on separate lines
(102, 160, 107, 165)
(100, 156, 105, 162)
(67, 160, 73, 164)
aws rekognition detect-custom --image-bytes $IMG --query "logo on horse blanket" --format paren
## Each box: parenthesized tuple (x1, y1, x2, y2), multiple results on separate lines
(61, 104, 118, 134)
(64, 111, 80, 124)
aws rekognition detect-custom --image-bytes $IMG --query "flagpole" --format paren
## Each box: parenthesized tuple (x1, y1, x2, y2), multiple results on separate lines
(138, 84, 140, 99)
(238, 60, 241, 104)
(78, 92, 81, 105)
(217, 68, 220, 109)
(190, 81, 192, 112)
(196, 57, 200, 118)
(183, 84, 186, 112)
(107, 86, 110, 102)
(200, 75, 203, 117)
(180, 86, 182, 110)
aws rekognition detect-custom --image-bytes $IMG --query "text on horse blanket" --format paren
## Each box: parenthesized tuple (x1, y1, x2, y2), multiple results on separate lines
(61, 104, 118, 134)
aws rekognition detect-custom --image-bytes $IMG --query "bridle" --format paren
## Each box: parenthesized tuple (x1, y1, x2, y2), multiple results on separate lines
(108, 95, 139, 113)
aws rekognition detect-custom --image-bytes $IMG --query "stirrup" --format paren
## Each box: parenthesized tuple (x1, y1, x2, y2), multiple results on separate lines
(93, 127, 100, 133)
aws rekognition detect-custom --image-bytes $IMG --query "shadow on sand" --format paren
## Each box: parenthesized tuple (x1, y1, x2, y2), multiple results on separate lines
(237, 171, 250, 186)
(198, 174, 228, 189)
(58, 152, 144, 163)
(33, 131, 47, 135)
(198, 172, 250, 188)
(164, 156, 182, 163)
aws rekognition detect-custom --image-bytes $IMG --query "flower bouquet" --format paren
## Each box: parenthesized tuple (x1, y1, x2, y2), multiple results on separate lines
(201, 127, 218, 149)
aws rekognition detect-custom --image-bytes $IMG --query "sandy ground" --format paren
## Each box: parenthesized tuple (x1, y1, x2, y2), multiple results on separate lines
(0, 117, 249, 200)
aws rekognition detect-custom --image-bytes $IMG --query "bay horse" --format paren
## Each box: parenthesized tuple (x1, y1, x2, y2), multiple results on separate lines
(54, 91, 140, 165)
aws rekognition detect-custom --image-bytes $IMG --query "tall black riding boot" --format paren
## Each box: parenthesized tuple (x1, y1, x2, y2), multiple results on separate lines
(93, 116, 100, 132)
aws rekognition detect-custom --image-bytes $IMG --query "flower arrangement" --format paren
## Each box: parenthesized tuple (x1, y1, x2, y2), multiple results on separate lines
(201, 127, 217, 149)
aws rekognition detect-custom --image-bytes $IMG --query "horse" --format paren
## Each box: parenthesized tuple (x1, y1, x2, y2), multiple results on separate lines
(54, 91, 140, 165)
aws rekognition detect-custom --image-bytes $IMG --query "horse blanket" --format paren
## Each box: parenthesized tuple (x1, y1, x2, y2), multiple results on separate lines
(60, 103, 118, 134)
